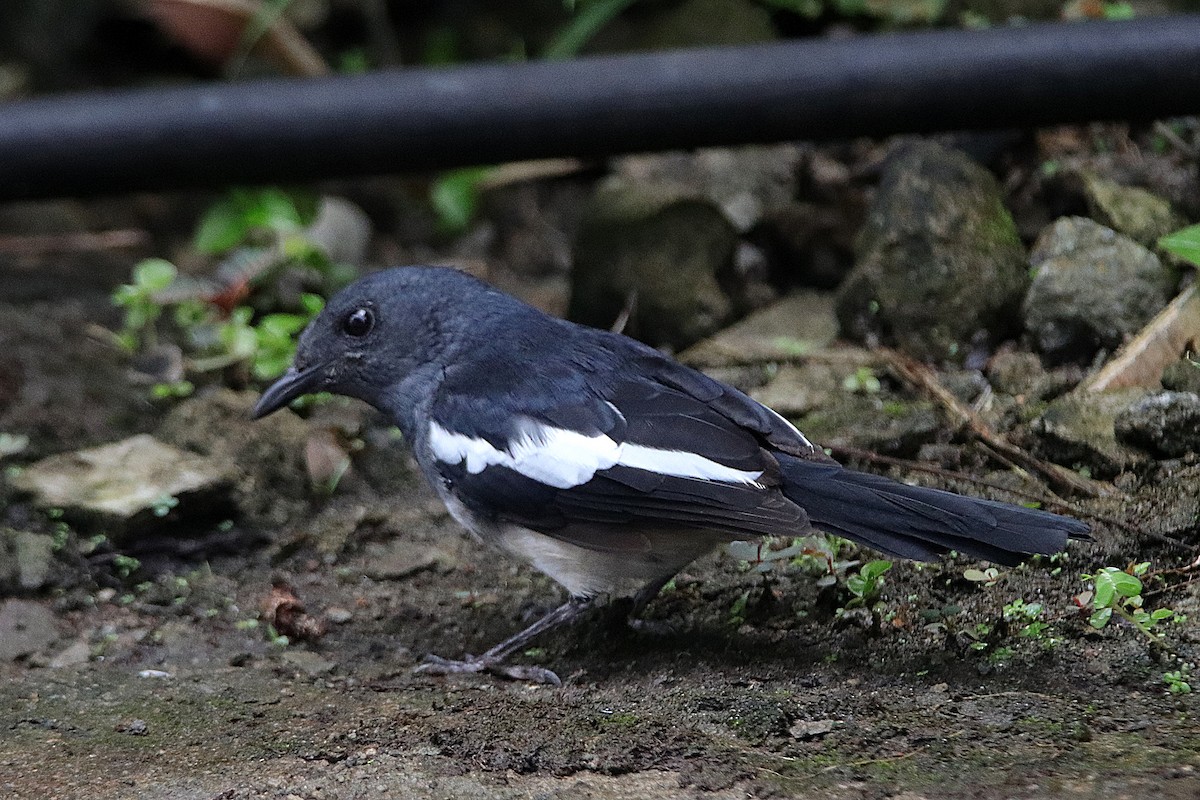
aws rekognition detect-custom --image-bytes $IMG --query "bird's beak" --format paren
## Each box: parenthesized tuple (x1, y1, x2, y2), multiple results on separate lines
(252, 363, 327, 418)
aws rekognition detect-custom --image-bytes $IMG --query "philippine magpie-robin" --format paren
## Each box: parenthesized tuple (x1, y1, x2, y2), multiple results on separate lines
(254, 266, 1090, 684)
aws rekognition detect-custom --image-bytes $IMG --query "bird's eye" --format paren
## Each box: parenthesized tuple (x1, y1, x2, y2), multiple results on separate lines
(342, 307, 374, 337)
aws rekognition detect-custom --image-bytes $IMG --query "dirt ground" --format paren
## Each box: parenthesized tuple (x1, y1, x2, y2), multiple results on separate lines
(1, 228, 1198, 800)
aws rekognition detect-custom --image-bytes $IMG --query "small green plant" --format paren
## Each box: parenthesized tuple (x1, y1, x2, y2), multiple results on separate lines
(193, 187, 309, 255)
(112, 554, 142, 580)
(842, 366, 882, 394)
(845, 560, 892, 607)
(150, 493, 179, 518)
(966, 621, 992, 651)
(112, 187, 350, 401)
(112, 259, 178, 351)
(1003, 598, 1054, 644)
(1162, 666, 1193, 695)
(1079, 564, 1186, 642)
(150, 380, 195, 400)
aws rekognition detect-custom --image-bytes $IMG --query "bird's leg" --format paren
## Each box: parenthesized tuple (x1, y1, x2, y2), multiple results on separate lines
(415, 596, 596, 685)
(623, 575, 676, 635)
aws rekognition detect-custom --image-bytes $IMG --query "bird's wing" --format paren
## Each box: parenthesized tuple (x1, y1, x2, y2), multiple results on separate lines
(631, 347, 831, 461)
(425, 376, 809, 554)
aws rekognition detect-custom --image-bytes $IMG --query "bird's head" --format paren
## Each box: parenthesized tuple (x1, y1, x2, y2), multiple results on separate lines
(252, 266, 491, 419)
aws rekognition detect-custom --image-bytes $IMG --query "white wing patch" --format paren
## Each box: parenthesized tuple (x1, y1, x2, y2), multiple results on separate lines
(428, 420, 764, 489)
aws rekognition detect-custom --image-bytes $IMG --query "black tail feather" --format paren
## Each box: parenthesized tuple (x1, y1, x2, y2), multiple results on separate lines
(778, 457, 1091, 566)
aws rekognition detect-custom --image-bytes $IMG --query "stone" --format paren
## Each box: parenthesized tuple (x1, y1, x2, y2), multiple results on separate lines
(1083, 174, 1185, 247)
(11, 530, 54, 590)
(49, 639, 92, 668)
(749, 362, 847, 417)
(836, 141, 1029, 362)
(1032, 389, 1148, 476)
(9, 434, 236, 538)
(1114, 391, 1200, 458)
(796, 395, 941, 457)
(569, 181, 737, 349)
(1024, 217, 1176, 364)
(612, 145, 803, 234)
(789, 719, 836, 740)
(1163, 358, 1200, 394)
(280, 649, 337, 676)
(0, 528, 61, 592)
(0, 599, 59, 661)
(679, 291, 840, 368)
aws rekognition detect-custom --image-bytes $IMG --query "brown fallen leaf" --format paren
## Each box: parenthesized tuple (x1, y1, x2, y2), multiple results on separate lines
(260, 581, 327, 642)
(1083, 282, 1200, 393)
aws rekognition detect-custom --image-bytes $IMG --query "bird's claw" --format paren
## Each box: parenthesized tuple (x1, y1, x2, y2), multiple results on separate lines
(627, 617, 676, 636)
(414, 653, 562, 686)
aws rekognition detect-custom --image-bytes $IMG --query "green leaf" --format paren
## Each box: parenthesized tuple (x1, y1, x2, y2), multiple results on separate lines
(861, 560, 893, 581)
(194, 200, 246, 254)
(1093, 573, 1115, 609)
(299, 293, 325, 315)
(194, 189, 305, 254)
(1158, 223, 1200, 268)
(1109, 570, 1143, 599)
(543, 0, 638, 60)
(1089, 607, 1113, 629)
(430, 167, 494, 234)
(134, 259, 178, 292)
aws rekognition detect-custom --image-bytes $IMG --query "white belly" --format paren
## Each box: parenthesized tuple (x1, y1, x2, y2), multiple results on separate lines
(439, 492, 727, 598)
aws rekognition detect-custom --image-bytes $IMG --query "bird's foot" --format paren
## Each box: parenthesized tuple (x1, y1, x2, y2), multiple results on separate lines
(415, 653, 562, 686)
(627, 617, 676, 636)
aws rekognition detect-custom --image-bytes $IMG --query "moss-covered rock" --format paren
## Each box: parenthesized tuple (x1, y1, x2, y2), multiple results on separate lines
(1082, 173, 1185, 248)
(1031, 389, 1148, 476)
(836, 141, 1028, 362)
(570, 182, 737, 349)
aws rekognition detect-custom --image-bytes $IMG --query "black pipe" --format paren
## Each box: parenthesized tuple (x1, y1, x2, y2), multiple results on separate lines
(2, 16, 1200, 200)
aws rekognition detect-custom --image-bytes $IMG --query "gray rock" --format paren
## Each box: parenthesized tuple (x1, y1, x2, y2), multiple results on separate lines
(48, 639, 92, 668)
(280, 649, 337, 676)
(9, 434, 236, 539)
(1032, 389, 1148, 476)
(796, 395, 941, 457)
(1163, 358, 1200, 394)
(1115, 391, 1200, 458)
(986, 351, 1046, 397)
(1083, 174, 1185, 248)
(749, 362, 847, 418)
(569, 182, 737, 349)
(1024, 217, 1175, 364)
(0, 528, 61, 592)
(612, 145, 803, 234)
(836, 141, 1028, 362)
(0, 599, 59, 661)
(11, 530, 54, 590)
(678, 290, 840, 368)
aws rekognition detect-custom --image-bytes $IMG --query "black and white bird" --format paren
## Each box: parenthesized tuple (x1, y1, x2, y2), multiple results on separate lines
(254, 266, 1090, 684)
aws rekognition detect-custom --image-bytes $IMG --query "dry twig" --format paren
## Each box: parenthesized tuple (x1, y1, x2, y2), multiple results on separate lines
(880, 348, 1107, 498)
